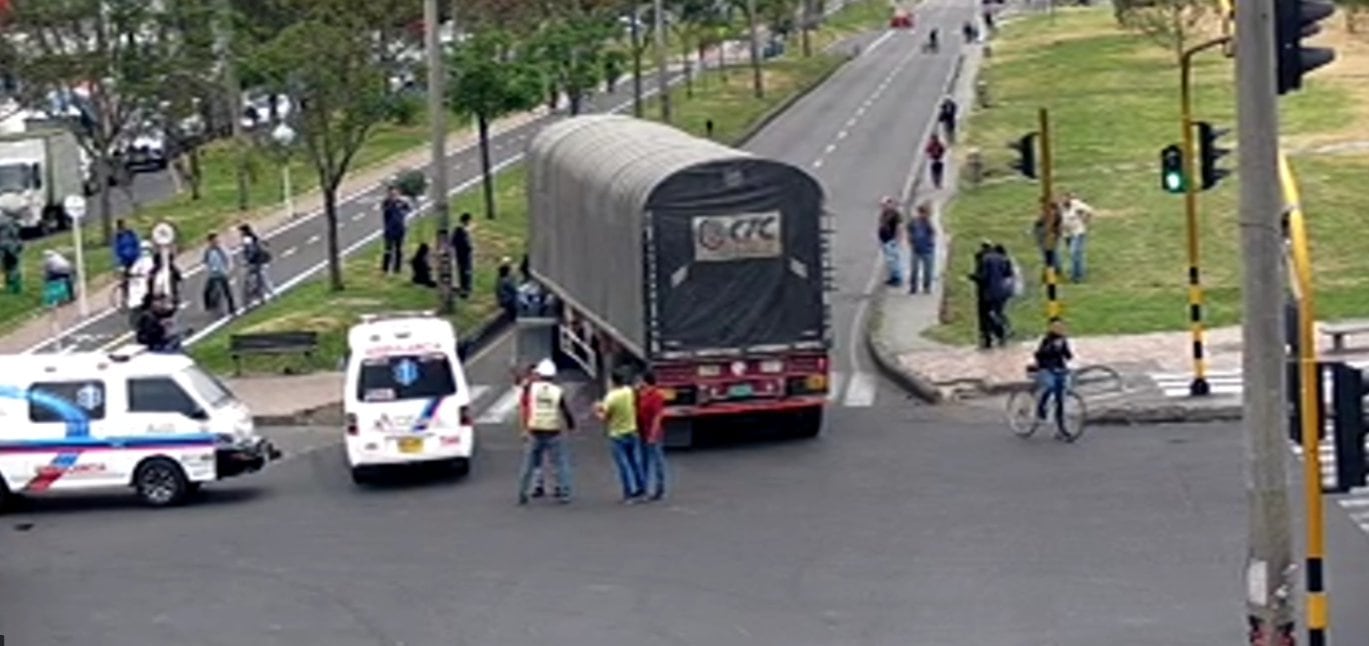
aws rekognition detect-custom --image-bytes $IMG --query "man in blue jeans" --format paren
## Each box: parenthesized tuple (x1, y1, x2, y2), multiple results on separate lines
(635, 372, 667, 501)
(1032, 317, 1074, 436)
(877, 197, 903, 287)
(596, 369, 645, 503)
(517, 359, 576, 505)
(907, 202, 936, 294)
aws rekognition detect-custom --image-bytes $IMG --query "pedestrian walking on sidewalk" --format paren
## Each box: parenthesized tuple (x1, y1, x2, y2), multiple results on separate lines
(380, 186, 410, 275)
(990, 243, 1016, 340)
(907, 202, 936, 294)
(938, 97, 959, 143)
(968, 241, 1010, 348)
(925, 134, 947, 189)
(202, 233, 236, 316)
(595, 369, 645, 503)
(636, 372, 668, 501)
(451, 212, 474, 297)
(517, 359, 576, 505)
(1059, 191, 1095, 283)
(238, 224, 273, 305)
(877, 197, 904, 287)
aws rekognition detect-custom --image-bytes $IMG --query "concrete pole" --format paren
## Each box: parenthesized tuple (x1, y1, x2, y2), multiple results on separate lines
(217, 0, 248, 213)
(426, 0, 454, 314)
(631, 5, 644, 118)
(1236, 0, 1296, 640)
(653, 0, 671, 123)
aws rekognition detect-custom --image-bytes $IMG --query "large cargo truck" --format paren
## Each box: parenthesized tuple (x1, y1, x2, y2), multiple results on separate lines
(525, 115, 833, 445)
(0, 129, 84, 235)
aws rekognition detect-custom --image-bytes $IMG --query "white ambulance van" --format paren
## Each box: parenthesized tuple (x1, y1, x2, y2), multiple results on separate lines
(343, 312, 477, 484)
(0, 345, 278, 508)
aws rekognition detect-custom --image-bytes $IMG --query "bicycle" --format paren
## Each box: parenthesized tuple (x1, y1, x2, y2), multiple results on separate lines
(1005, 365, 1087, 442)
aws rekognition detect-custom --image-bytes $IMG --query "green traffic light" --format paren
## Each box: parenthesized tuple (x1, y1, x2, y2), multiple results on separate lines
(1164, 172, 1185, 193)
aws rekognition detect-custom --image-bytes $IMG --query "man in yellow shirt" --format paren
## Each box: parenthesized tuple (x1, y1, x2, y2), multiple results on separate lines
(596, 370, 645, 503)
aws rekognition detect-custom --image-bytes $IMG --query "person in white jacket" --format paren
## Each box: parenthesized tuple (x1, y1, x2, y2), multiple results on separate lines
(126, 241, 155, 311)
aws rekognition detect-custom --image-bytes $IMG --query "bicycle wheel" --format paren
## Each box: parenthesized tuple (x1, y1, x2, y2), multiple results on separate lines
(1005, 389, 1041, 438)
(1053, 391, 1088, 443)
(1071, 364, 1123, 397)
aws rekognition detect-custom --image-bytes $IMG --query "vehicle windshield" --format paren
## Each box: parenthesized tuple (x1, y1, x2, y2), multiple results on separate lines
(0, 164, 33, 193)
(181, 366, 236, 408)
(357, 352, 457, 403)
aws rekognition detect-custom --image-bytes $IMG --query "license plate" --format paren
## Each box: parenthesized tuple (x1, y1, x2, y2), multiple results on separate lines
(729, 383, 753, 397)
(397, 437, 424, 454)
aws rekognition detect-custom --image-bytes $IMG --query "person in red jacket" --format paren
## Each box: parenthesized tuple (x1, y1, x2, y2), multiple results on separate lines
(926, 134, 947, 189)
(635, 372, 668, 501)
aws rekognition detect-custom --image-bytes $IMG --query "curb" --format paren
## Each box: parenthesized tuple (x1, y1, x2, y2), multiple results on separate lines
(1087, 402, 1243, 426)
(865, 290, 945, 403)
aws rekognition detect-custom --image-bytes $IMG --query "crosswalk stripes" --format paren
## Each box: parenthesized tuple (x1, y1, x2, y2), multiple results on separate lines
(476, 387, 521, 425)
(1149, 361, 1369, 399)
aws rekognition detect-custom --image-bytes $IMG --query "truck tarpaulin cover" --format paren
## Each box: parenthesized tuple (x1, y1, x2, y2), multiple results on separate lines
(527, 115, 828, 356)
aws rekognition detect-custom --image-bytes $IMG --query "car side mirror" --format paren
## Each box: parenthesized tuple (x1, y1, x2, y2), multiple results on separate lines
(188, 408, 209, 421)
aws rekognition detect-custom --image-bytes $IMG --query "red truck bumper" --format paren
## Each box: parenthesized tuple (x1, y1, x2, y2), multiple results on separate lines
(662, 396, 826, 419)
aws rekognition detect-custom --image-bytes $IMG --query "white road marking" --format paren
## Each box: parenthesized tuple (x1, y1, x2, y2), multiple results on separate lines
(352, 212, 365, 221)
(864, 30, 895, 56)
(281, 247, 298, 258)
(1339, 498, 1369, 509)
(843, 372, 877, 407)
(825, 143, 836, 153)
(837, 130, 848, 140)
(306, 235, 321, 244)
(846, 117, 857, 127)
(827, 371, 847, 402)
(465, 384, 491, 405)
(477, 387, 520, 424)
(813, 159, 825, 168)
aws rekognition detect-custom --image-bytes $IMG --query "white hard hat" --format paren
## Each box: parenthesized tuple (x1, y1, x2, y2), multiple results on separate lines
(535, 359, 556, 378)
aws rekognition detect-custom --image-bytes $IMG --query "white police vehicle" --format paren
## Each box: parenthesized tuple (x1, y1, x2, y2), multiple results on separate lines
(0, 345, 277, 508)
(343, 312, 477, 484)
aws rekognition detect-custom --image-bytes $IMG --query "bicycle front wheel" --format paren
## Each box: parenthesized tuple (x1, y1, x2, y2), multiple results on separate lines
(1055, 391, 1088, 443)
(1005, 390, 1040, 438)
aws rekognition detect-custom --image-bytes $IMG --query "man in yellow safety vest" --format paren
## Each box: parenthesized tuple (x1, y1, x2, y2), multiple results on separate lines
(517, 359, 576, 505)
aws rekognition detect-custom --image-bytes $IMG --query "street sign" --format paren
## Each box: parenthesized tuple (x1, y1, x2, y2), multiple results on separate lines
(152, 222, 176, 246)
(63, 194, 86, 221)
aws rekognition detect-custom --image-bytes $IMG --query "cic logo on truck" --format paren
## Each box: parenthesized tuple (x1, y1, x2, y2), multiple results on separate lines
(693, 212, 782, 262)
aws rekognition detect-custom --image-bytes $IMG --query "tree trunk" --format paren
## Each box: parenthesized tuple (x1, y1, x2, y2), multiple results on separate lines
(235, 147, 250, 212)
(747, 1, 764, 99)
(323, 180, 343, 291)
(97, 158, 113, 246)
(682, 41, 694, 98)
(697, 44, 708, 85)
(631, 9, 644, 118)
(188, 147, 203, 200)
(477, 113, 496, 220)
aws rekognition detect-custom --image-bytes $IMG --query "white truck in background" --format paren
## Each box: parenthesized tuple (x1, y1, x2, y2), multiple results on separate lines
(0, 129, 84, 235)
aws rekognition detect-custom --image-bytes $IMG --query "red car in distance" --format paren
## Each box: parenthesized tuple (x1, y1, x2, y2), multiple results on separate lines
(890, 9, 914, 29)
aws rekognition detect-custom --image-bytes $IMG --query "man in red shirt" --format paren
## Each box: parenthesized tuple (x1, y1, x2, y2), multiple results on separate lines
(635, 372, 668, 501)
(926, 134, 947, 189)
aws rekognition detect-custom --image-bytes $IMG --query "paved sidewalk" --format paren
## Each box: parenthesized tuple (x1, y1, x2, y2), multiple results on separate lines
(230, 372, 344, 426)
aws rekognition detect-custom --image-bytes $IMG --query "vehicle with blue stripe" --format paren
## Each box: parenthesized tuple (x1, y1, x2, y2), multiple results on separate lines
(344, 312, 477, 485)
(0, 345, 278, 508)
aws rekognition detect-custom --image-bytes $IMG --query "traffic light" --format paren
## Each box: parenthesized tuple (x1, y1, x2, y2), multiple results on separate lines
(1194, 121, 1231, 190)
(1275, 0, 1336, 95)
(1328, 362, 1368, 492)
(1010, 133, 1037, 179)
(1160, 144, 1185, 193)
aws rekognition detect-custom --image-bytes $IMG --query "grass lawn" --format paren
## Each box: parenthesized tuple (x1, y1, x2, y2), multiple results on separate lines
(0, 108, 461, 336)
(927, 7, 1369, 344)
(189, 18, 863, 376)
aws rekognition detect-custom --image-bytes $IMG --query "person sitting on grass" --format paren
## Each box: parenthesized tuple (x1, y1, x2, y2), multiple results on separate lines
(410, 243, 437, 288)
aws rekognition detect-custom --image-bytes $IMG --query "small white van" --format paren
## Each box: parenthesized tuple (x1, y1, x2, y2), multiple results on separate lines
(343, 312, 477, 484)
(0, 345, 277, 508)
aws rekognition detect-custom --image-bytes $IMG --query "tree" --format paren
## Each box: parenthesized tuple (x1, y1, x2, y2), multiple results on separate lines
(1112, 0, 1218, 63)
(255, 0, 395, 291)
(0, 0, 194, 243)
(530, 11, 614, 115)
(153, 0, 222, 202)
(447, 28, 543, 220)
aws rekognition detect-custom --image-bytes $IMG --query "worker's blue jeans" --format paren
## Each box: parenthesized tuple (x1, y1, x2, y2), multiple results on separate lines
(1035, 368, 1069, 428)
(519, 432, 571, 498)
(881, 240, 902, 284)
(609, 435, 644, 499)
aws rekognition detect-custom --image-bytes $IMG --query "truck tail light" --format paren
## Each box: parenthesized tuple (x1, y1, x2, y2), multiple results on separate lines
(760, 359, 784, 373)
(459, 405, 473, 427)
(346, 413, 358, 436)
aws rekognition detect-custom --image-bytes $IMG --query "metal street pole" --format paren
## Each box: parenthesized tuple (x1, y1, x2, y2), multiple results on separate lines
(1178, 36, 1229, 398)
(1236, 0, 1296, 640)
(1038, 107, 1059, 320)
(1280, 150, 1330, 646)
(653, 0, 671, 123)
(631, 5, 644, 118)
(426, 0, 454, 314)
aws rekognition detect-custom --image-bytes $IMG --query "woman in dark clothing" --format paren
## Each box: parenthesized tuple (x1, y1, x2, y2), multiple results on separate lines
(1032, 316, 1074, 434)
(410, 243, 437, 287)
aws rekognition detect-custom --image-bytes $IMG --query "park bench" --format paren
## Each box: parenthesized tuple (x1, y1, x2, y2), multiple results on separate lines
(229, 331, 319, 376)
(1319, 321, 1369, 353)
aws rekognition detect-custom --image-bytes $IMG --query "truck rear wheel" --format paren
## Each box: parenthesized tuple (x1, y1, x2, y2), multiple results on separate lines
(791, 408, 823, 439)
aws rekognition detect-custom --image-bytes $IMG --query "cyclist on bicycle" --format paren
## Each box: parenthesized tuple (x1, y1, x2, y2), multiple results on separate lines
(1032, 316, 1074, 434)
(927, 28, 939, 52)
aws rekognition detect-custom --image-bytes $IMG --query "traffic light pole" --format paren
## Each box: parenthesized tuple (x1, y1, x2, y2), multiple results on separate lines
(1280, 150, 1329, 646)
(1038, 107, 1060, 320)
(1178, 36, 1230, 398)
(1235, 0, 1297, 639)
